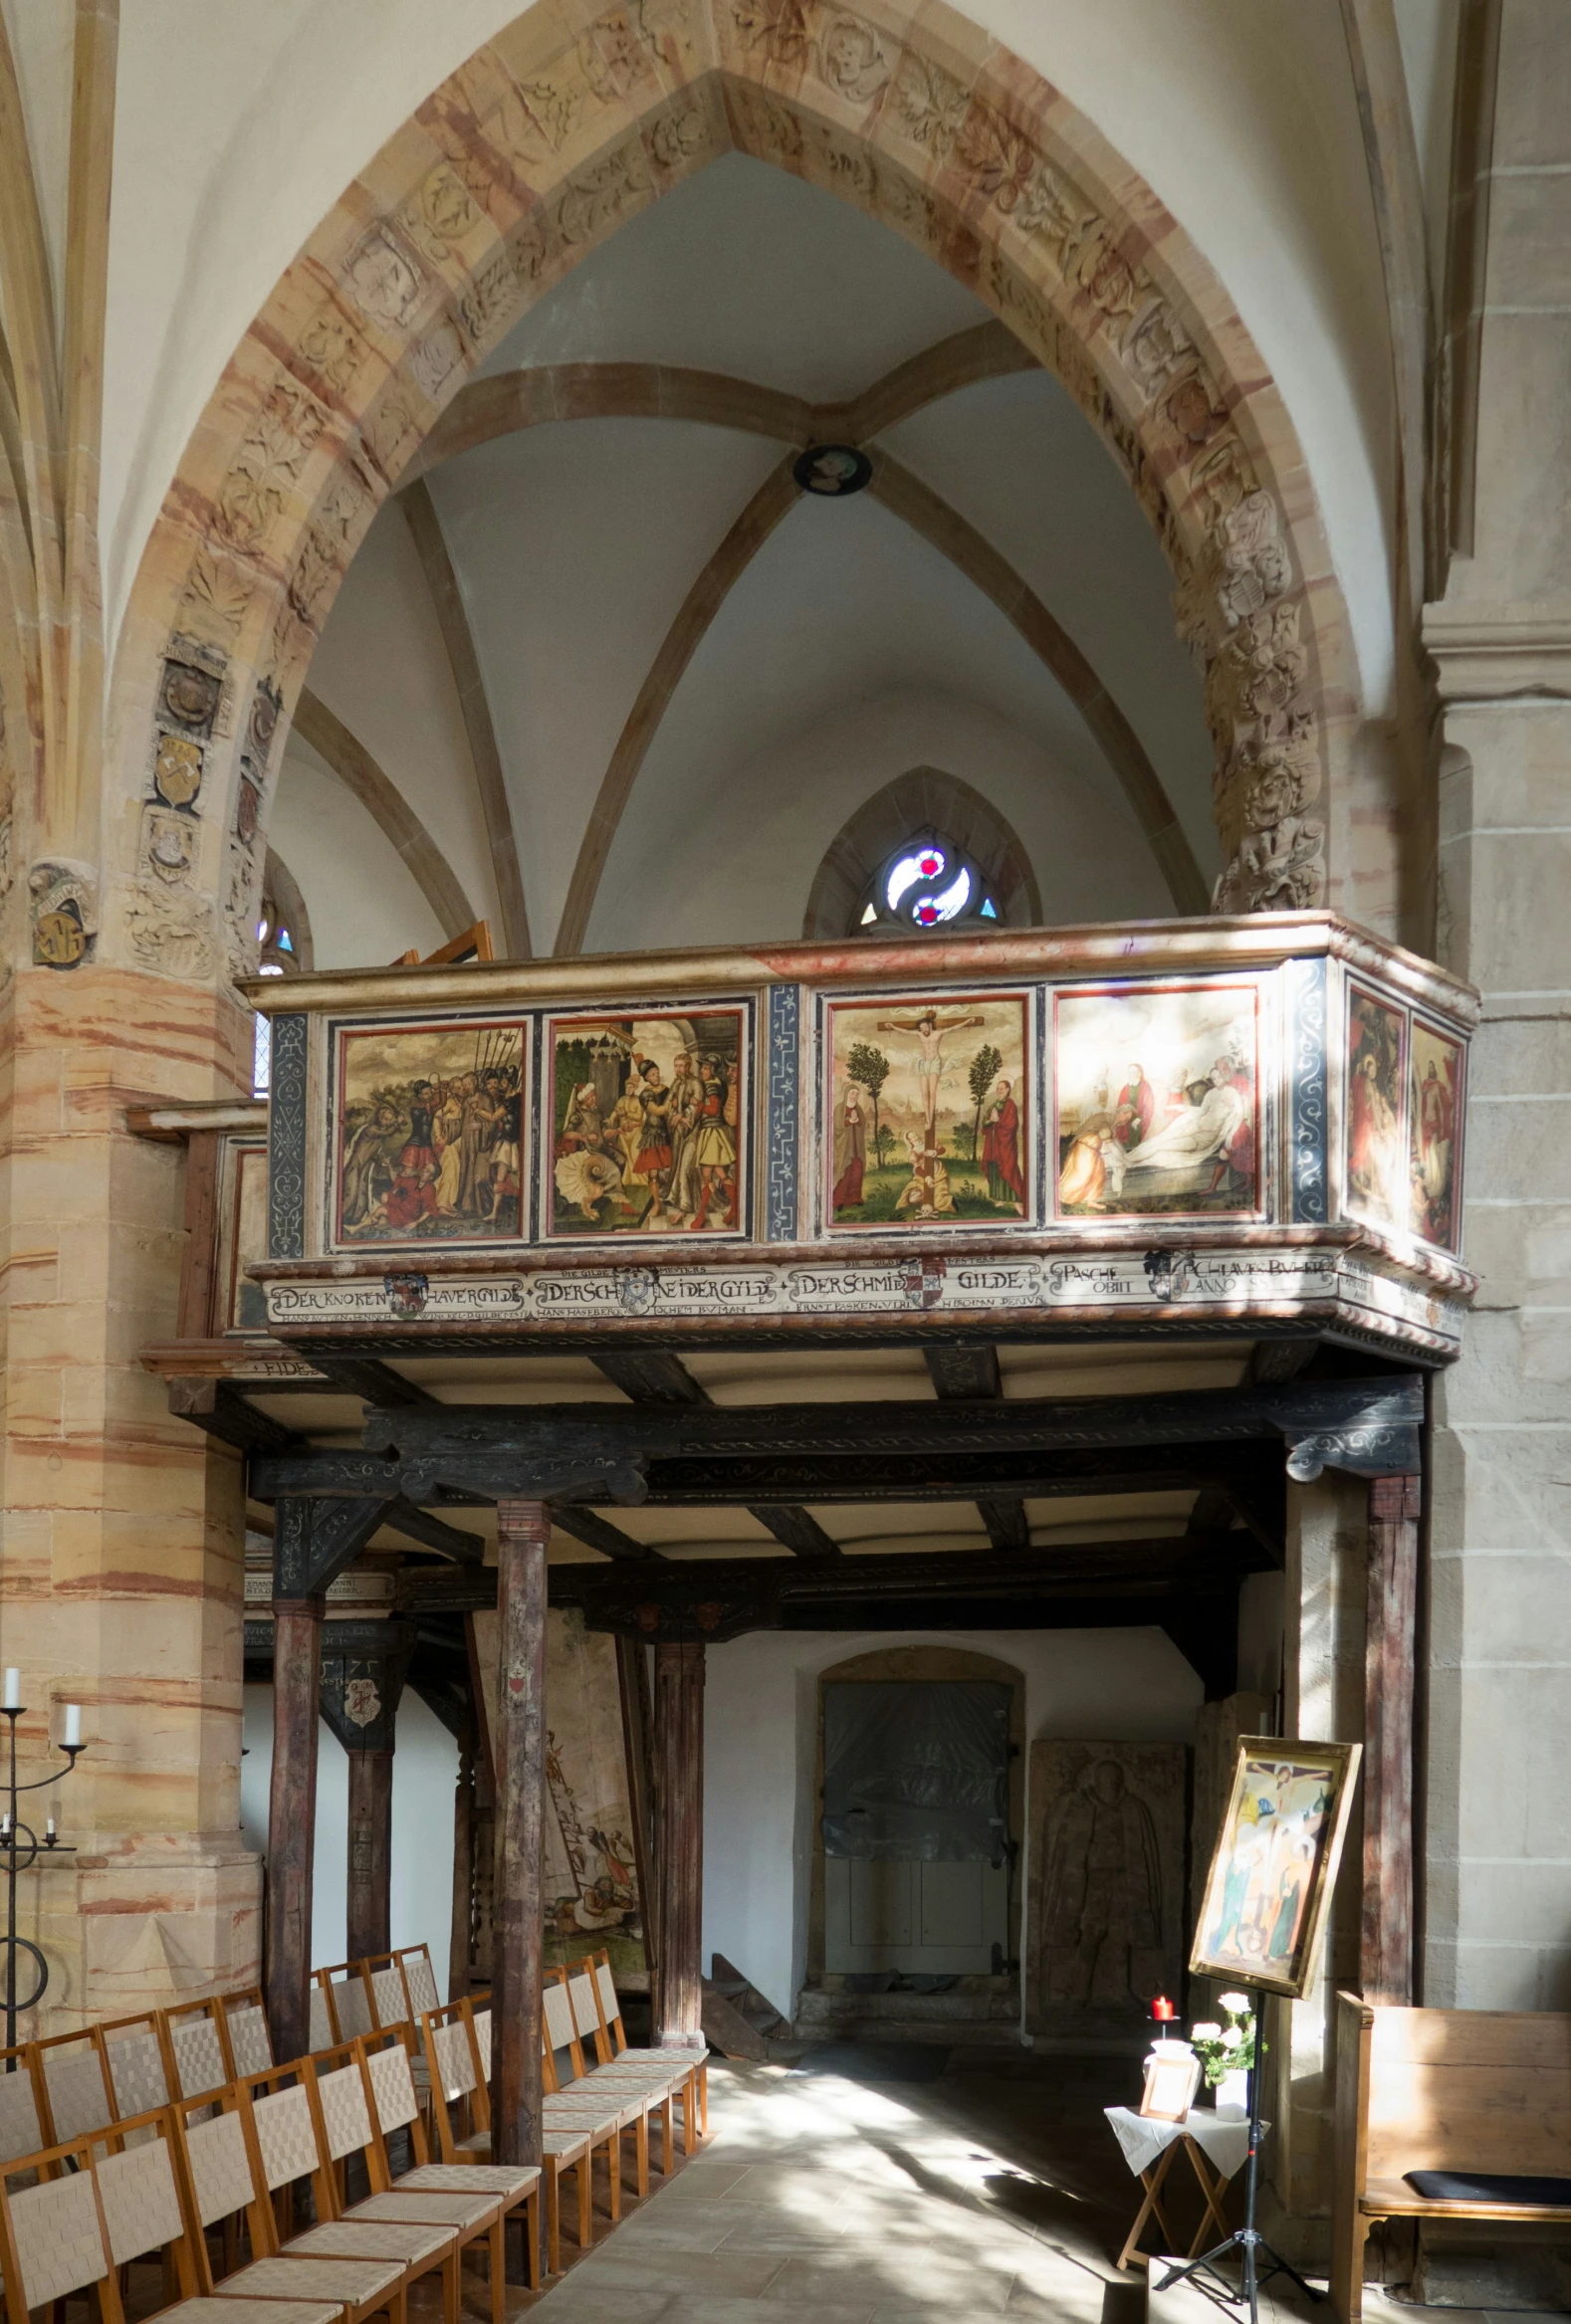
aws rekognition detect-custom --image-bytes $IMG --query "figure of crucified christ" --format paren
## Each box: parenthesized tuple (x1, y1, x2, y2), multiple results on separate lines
(876, 1007, 987, 1142)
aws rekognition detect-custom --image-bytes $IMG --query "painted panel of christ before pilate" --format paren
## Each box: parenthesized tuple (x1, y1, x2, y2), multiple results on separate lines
(825, 989, 1031, 1228)
(546, 1007, 749, 1239)
(1054, 980, 1261, 1219)
(334, 1018, 526, 1246)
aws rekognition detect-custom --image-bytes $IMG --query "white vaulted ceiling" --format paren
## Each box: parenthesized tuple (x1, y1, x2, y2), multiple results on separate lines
(276, 151, 1214, 969)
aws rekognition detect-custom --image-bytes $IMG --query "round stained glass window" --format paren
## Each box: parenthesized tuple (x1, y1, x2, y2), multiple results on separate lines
(862, 832, 996, 935)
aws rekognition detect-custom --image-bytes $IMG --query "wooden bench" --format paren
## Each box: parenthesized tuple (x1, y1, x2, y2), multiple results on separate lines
(1332, 1990, 1571, 2322)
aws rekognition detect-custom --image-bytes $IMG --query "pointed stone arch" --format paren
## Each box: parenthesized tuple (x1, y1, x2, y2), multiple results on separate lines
(803, 766, 1041, 939)
(109, 0, 1356, 983)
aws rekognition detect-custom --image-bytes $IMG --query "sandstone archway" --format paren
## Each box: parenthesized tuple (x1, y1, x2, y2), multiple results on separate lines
(109, 0, 1356, 983)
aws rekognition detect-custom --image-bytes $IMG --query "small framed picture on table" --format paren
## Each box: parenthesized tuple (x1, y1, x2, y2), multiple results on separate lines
(1139, 2042, 1201, 2122)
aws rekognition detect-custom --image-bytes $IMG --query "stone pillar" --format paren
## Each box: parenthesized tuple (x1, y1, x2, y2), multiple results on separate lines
(0, 967, 261, 2033)
(1363, 1474, 1421, 2007)
(490, 1500, 547, 2184)
(652, 1639, 705, 2048)
(267, 1597, 323, 2062)
(319, 1619, 414, 1966)
(1422, 0, 1571, 2017)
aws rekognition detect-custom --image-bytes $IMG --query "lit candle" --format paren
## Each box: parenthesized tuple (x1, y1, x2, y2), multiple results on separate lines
(1152, 1995, 1177, 2022)
(62, 1705, 81, 1748)
(2, 1671, 18, 1710)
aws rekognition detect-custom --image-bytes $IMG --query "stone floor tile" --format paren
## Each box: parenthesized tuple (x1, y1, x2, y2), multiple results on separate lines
(560, 2249, 789, 2297)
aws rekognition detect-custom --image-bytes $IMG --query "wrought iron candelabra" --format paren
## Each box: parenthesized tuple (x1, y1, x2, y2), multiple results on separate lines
(0, 1670, 85, 2050)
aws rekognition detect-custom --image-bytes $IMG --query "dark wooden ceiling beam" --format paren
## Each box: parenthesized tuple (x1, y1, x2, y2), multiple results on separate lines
(591, 1350, 709, 1404)
(593, 1348, 841, 1558)
(923, 1343, 1002, 1400)
(550, 1506, 658, 1562)
(382, 1496, 484, 1563)
(922, 1337, 1028, 1553)
(312, 1359, 439, 1408)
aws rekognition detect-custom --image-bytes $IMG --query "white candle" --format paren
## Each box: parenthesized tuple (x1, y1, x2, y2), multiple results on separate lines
(62, 1704, 81, 1748)
(2, 1670, 18, 1709)
(45, 1817, 55, 1839)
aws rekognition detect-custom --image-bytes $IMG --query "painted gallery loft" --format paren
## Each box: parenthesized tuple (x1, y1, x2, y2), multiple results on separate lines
(0, 2, 1565, 2316)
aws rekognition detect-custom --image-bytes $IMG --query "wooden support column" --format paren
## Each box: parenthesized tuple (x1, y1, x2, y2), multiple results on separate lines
(320, 1619, 414, 1970)
(267, 1595, 323, 2062)
(491, 1499, 549, 2207)
(345, 1750, 394, 1961)
(1363, 1471, 1421, 2004)
(652, 1639, 706, 2048)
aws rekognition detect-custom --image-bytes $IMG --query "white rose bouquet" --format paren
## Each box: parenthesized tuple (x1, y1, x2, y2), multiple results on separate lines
(1188, 1991, 1255, 2086)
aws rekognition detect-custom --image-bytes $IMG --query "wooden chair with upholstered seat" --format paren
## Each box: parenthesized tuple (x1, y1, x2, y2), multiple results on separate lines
(350, 2028, 542, 2285)
(30, 2023, 115, 2148)
(0, 2111, 343, 2324)
(159, 1996, 235, 2101)
(170, 2081, 456, 2324)
(416, 1998, 598, 2271)
(0, 2044, 51, 2174)
(572, 1956, 705, 2155)
(221, 1987, 275, 2078)
(539, 1977, 668, 2195)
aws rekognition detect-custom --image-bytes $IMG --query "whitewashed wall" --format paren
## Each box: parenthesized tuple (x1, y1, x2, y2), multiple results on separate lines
(240, 1684, 458, 1988)
(702, 1623, 1205, 2026)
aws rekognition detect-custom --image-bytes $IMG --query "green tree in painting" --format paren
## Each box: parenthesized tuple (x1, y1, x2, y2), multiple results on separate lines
(846, 1041, 891, 1163)
(968, 1043, 1003, 1173)
(874, 1124, 897, 1168)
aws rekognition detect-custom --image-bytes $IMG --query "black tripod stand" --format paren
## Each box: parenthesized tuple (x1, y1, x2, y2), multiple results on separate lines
(1155, 1991, 1323, 2324)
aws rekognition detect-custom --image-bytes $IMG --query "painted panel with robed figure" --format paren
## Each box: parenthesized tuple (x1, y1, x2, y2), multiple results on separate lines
(1190, 1738, 1360, 2000)
(1409, 1015, 1464, 1252)
(1053, 980, 1262, 1218)
(332, 1016, 527, 1247)
(1344, 982, 1407, 1233)
(824, 988, 1031, 1228)
(545, 1005, 750, 1239)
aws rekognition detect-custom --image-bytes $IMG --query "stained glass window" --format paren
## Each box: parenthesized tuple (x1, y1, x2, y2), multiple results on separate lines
(860, 831, 997, 934)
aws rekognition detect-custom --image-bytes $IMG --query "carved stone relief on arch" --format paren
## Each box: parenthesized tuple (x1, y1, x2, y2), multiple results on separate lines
(110, 0, 1355, 981)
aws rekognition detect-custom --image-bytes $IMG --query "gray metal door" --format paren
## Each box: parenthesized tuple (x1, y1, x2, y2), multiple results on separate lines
(822, 1680, 1010, 1975)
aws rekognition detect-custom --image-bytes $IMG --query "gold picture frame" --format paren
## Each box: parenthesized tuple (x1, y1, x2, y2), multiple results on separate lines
(1190, 1738, 1362, 2000)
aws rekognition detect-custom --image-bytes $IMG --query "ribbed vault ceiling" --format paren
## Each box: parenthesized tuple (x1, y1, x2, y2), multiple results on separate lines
(279, 151, 1215, 971)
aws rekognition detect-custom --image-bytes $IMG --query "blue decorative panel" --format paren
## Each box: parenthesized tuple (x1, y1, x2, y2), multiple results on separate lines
(267, 1013, 309, 1258)
(766, 983, 800, 1241)
(1284, 956, 1329, 1222)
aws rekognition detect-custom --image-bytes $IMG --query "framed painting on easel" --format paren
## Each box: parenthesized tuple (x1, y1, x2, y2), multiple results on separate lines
(1190, 1738, 1361, 2001)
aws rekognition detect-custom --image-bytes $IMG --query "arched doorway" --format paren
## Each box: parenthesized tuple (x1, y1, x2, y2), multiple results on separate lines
(811, 1644, 1024, 1987)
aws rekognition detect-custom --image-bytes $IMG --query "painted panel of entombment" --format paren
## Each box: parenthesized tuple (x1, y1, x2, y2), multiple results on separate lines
(543, 1003, 752, 1241)
(331, 1015, 527, 1247)
(1409, 1014, 1464, 1254)
(822, 987, 1033, 1229)
(1052, 979, 1264, 1220)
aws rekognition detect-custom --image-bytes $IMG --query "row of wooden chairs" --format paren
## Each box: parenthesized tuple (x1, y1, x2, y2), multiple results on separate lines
(0, 2026, 540, 2324)
(0, 1986, 276, 2162)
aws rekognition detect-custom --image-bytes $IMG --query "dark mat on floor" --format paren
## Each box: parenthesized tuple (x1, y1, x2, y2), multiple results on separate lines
(788, 2042, 951, 2084)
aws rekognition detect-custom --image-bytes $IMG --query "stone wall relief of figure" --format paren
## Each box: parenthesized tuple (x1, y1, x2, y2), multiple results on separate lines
(335, 1018, 526, 1245)
(825, 990, 1030, 1228)
(1026, 1741, 1187, 2027)
(1409, 1016, 1464, 1254)
(1054, 982, 1261, 1218)
(1344, 984, 1407, 1235)
(547, 1007, 748, 1238)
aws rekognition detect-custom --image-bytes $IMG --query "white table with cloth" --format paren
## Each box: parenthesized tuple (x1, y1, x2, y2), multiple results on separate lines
(1104, 2104, 1265, 2269)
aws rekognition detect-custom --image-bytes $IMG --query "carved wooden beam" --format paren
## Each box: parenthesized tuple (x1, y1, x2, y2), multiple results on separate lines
(309, 1357, 439, 1408)
(592, 1348, 839, 1554)
(548, 1505, 658, 1563)
(921, 1338, 1026, 1554)
(383, 1496, 485, 1564)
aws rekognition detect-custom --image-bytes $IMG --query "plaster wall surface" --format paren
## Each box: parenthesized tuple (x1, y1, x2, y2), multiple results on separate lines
(96, 0, 1396, 724)
(701, 1623, 1203, 2026)
(240, 1683, 459, 1991)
